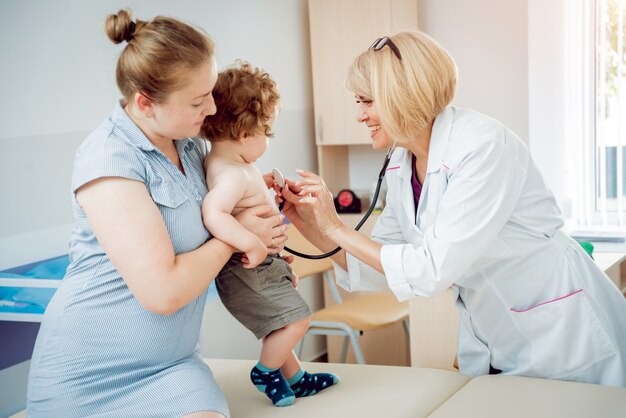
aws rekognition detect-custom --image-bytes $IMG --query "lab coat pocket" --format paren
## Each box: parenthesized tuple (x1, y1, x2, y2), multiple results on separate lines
(510, 289, 617, 379)
(150, 179, 188, 208)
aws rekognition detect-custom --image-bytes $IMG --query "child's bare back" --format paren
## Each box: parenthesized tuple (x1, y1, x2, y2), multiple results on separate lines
(204, 153, 278, 217)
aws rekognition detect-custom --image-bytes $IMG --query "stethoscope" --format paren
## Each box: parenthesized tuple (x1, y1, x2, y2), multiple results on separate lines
(274, 142, 396, 259)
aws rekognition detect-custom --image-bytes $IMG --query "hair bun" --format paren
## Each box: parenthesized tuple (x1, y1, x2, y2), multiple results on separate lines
(105, 9, 136, 44)
(125, 21, 136, 42)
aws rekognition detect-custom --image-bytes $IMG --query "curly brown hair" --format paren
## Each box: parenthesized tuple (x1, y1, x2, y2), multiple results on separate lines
(201, 61, 280, 142)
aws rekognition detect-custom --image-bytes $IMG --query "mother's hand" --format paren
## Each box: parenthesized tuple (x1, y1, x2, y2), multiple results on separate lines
(235, 205, 287, 255)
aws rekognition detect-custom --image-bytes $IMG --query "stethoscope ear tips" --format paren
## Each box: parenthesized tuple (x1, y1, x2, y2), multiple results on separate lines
(272, 168, 285, 188)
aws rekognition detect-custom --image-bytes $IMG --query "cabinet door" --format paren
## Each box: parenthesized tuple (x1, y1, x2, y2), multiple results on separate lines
(308, 0, 418, 146)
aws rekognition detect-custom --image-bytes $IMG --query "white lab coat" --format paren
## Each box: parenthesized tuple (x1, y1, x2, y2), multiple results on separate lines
(334, 106, 626, 386)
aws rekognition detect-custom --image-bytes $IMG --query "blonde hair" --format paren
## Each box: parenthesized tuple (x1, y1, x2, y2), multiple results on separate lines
(201, 61, 280, 142)
(105, 9, 215, 105)
(345, 30, 457, 144)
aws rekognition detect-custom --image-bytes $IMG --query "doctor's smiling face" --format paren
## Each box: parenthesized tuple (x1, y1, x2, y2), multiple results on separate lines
(356, 96, 394, 151)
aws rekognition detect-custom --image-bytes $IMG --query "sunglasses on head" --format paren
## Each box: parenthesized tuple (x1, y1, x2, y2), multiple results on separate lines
(369, 36, 402, 60)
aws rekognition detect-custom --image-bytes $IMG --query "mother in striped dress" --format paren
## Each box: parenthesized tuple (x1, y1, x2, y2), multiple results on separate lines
(26, 9, 287, 418)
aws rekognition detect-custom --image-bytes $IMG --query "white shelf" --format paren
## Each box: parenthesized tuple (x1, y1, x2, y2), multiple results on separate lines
(0, 278, 62, 288)
(0, 312, 45, 322)
(593, 252, 626, 272)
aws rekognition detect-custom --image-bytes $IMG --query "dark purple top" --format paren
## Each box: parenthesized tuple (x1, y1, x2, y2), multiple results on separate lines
(411, 153, 422, 214)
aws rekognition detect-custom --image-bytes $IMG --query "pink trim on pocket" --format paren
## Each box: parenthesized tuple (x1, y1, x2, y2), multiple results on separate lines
(386, 165, 401, 171)
(510, 289, 583, 313)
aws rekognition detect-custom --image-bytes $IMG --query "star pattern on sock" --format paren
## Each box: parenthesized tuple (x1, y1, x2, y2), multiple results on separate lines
(250, 365, 295, 407)
(289, 370, 340, 398)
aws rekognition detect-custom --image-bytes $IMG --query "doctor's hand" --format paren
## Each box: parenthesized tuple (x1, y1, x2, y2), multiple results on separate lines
(282, 169, 343, 237)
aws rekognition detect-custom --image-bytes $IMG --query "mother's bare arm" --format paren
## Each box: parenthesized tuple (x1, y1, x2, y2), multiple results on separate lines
(77, 177, 235, 315)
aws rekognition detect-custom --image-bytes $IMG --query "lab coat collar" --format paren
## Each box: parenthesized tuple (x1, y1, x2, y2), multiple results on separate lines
(393, 149, 412, 181)
(426, 106, 455, 174)
(393, 106, 455, 180)
(380, 140, 415, 225)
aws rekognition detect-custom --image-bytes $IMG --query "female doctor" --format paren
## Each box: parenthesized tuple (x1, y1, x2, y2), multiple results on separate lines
(281, 30, 626, 386)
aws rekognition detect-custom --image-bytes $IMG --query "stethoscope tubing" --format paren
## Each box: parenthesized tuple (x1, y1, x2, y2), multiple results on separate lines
(281, 146, 394, 259)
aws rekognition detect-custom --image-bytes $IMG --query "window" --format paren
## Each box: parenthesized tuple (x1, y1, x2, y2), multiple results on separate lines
(566, 0, 626, 229)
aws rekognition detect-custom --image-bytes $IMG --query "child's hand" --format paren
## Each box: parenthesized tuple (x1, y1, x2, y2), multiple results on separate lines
(290, 271, 299, 288)
(278, 253, 298, 288)
(243, 241, 268, 269)
(273, 185, 284, 207)
(262, 172, 277, 189)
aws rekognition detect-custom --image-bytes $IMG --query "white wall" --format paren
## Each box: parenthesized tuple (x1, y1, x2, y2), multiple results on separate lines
(528, 0, 568, 215)
(418, 0, 529, 141)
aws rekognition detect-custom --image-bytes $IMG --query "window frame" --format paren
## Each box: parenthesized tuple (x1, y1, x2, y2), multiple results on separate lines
(565, 0, 626, 230)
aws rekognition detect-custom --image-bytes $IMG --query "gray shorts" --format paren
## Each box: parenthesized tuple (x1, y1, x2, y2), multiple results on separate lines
(216, 255, 312, 339)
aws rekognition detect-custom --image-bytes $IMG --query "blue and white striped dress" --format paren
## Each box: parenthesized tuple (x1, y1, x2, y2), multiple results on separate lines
(27, 102, 229, 418)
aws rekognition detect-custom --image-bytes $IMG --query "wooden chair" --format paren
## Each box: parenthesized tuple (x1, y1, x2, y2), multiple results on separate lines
(287, 227, 409, 364)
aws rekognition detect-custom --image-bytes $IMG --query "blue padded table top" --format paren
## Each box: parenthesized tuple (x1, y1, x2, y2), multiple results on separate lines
(1, 255, 70, 370)
(1, 254, 70, 277)
(0, 255, 69, 320)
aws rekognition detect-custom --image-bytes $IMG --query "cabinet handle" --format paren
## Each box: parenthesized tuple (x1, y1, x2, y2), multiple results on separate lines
(317, 116, 324, 142)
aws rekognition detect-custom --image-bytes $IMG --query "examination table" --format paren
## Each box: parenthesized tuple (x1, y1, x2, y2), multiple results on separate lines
(9, 359, 626, 417)
(205, 358, 626, 418)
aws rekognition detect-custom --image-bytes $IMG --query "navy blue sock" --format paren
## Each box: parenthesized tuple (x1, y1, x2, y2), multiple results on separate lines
(287, 369, 340, 398)
(250, 362, 295, 407)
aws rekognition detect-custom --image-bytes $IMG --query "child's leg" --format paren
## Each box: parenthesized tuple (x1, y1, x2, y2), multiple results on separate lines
(280, 349, 303, 381)
(259, 317, 310, 368)
(250, 318, 310, 407)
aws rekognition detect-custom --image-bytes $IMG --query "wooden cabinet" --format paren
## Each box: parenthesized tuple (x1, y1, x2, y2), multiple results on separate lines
(307, 0, 417, 366)
(308, 0, 418, 193)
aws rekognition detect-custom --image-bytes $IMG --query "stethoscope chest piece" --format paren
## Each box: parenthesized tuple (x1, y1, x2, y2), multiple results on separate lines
(272, 168, 285, 188)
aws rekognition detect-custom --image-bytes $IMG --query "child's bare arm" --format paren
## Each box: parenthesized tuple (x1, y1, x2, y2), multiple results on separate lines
(203, 169, 267, 267)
